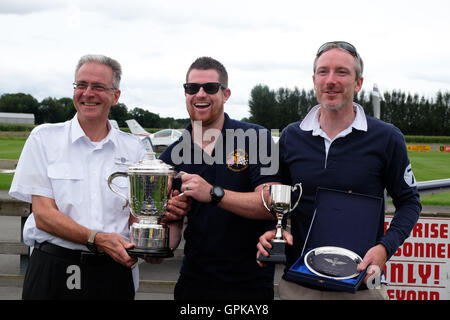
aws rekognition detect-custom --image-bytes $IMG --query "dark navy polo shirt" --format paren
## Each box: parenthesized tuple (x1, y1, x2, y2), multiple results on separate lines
(160, 113, 281, 288)
(279, 116, 421, 268)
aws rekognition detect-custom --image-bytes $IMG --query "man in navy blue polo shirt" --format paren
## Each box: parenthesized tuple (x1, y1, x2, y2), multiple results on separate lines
(159, 57, 281, 300)
(257, 41, 421, 299)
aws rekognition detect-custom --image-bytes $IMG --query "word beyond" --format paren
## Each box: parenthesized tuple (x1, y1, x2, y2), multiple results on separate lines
(179, 304, 270, 317)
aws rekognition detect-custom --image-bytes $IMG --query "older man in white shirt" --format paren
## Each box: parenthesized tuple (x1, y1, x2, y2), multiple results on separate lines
(10, 54, 188, 299)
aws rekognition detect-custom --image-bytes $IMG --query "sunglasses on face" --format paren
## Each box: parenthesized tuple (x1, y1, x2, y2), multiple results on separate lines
(316, 41, 359, 58)
(183, 82, 227, 95)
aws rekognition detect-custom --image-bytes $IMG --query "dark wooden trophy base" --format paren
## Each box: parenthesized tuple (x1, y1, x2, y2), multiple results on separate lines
(257, 240, 286, 264)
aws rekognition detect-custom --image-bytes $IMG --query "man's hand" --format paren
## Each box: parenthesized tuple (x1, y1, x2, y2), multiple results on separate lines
(357, 244, 387, 284)
(95, 232, 137, 268)
(142, 190, 189, 265)
(180, 172, 212, 203)
(143, 256, 164, 264)
(164, 189, 191, 222)
(256, 229, 293, 267)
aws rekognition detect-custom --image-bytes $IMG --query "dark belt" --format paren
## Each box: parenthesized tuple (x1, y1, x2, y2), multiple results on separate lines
(34, 241, 114, 265)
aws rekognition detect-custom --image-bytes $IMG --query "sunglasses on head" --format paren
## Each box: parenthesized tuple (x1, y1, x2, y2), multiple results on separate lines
(183, 82, 227, 95)
(317, 41, 359, 58)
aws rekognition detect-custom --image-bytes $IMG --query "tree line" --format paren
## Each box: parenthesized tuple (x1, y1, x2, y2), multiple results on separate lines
(0, 93, 189, 129)
(245, 85, 450, 136)
(1, 88, 449, 136)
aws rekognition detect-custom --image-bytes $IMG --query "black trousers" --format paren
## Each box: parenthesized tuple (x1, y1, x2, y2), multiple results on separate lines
(22, 242, 135, 300)
(174, 274, 274, 300)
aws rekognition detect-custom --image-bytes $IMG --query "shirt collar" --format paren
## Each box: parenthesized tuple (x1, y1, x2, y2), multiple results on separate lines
(299, 102, 368, 135)
(221, 112, 232, 132)
(70, 115, 86, 144)
(70, 114, 116, 147)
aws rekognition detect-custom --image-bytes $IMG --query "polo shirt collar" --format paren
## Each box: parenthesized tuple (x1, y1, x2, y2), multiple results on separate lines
(221, 112, 232, 132)
(299, 102, 368, 135)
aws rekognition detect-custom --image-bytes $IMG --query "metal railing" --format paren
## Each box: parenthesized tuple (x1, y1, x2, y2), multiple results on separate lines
(0, 194, 30, 275)
(417, 178, 450, 191)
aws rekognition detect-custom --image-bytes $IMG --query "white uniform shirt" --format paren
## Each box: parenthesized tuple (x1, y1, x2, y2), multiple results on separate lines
(9, 116, 147, 288)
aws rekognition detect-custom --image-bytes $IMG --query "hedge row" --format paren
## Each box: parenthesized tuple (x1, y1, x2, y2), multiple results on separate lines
(1, 123, 449, 144)
(404, 135, 450, 144)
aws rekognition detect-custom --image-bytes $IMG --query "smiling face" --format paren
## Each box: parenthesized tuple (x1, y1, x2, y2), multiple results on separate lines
(313, 48, 363, 111)
(73, 62, 120, 124)
(185, 68, 231, 128)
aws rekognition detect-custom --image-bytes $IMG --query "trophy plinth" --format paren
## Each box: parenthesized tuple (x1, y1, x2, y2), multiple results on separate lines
(258, 240, 287, 264)
(127, 221, 174, 258)
(108, 152, 176, 258)
(258, 184, 302, 264)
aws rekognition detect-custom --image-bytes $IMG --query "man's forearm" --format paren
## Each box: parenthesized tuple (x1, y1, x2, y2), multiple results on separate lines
(218, 183, 278, 220)
(32, 195, 91, 245)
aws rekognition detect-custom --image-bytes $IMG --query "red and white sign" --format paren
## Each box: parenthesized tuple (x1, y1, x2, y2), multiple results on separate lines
(384, 217, 450, 300)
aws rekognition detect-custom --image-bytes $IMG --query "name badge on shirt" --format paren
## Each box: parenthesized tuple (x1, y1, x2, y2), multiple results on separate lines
(114, 157, 134, 166)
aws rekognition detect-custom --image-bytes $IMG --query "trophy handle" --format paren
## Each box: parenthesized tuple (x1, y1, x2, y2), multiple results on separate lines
(260, 184, 271, 212)
(108, 172, 129, 209)
(173, 171, 185, 197)
(173, 171, 184, 179)
(289, 183, 302, 212)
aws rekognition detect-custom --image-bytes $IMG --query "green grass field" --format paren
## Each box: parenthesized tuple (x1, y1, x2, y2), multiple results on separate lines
(409, 150, 450, 181)
(408, 150, 450, 206)
(0, 138, 25, 189)
(0, 138, 26, 159)
(0, 174, 13, 190)
(0, 138, 449, 205)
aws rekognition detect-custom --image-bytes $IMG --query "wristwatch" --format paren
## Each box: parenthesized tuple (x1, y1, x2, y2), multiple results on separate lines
(86, 230, 99, 253)
(210, 185, 225, 205)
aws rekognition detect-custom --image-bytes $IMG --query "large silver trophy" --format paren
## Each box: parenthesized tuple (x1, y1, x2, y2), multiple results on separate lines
(258, 183, 302, 263)
(108, 152, 176, 258)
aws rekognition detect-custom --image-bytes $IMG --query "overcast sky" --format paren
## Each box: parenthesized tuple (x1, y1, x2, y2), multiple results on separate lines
(1, 0, 449, 121)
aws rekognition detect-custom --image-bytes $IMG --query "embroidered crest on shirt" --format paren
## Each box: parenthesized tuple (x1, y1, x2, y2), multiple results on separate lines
(226, 149, 249, 172)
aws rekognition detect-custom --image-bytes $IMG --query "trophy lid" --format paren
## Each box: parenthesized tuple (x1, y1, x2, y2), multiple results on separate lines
(127, 151, 176, 175)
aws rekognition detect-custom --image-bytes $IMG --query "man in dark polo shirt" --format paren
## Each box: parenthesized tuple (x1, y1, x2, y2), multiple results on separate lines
(257, 41, 421, 299)
(159, 56, 280, 300)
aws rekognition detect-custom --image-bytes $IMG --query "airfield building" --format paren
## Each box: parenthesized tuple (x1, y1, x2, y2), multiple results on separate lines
(0, 112, 35, 125)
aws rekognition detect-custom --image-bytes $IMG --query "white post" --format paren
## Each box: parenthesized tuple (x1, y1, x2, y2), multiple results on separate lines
(371, 84, 382, 119)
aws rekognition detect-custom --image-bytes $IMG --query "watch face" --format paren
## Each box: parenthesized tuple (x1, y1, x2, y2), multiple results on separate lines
(213, 186, 225, 197)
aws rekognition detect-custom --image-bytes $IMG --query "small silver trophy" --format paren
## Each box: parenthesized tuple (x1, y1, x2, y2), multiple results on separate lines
(258, 183, 302, 263)
(108, 152, 176, 258)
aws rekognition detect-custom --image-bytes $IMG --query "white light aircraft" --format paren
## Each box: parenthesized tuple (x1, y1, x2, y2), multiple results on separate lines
(108, 119, 120, 130)
(125, 119, 151, 137)
(109, 119, 154, 152)
(126, 119, 182, 152)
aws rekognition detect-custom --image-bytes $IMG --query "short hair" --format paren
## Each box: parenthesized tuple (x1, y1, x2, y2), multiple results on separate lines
(75, 54, 122, 89)
(186, 56, 228, 87)
(313, 43, 364, 80)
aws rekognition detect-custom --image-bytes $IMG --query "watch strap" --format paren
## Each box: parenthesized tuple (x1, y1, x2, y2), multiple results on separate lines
(88, 230, 98, 245)
(210, 185, 224, 205)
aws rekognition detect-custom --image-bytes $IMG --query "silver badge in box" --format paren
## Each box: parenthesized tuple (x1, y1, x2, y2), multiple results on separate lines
(304, 246, 362, 280)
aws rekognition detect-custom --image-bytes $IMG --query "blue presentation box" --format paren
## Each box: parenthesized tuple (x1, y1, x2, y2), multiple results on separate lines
(285, 187, 383, 293)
